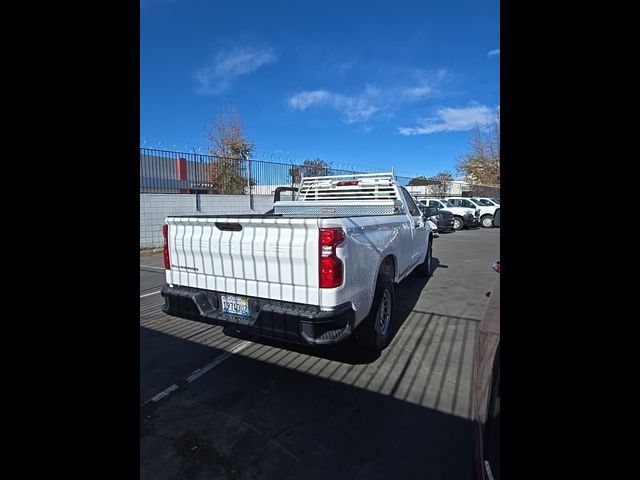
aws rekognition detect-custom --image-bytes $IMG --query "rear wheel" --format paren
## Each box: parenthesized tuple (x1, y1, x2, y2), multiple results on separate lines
(355, 274, 396, 350)
(453, 216, 465, 231)
(481, 215, 494, 228)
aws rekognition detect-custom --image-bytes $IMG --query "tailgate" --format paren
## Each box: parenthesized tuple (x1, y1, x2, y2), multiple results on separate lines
(165, 217, 320, 304)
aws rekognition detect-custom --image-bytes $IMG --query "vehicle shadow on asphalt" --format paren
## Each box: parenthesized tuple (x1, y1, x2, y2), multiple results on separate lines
(221, 257, 443, 366)
(140, 326, 474, 480)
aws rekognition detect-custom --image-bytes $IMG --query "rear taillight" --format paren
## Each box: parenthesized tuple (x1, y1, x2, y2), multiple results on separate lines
(319, 228, 345, 288)
(163, 224, 171, 270)
(336, 180, 360, 186)
(492, 261, 500, 273)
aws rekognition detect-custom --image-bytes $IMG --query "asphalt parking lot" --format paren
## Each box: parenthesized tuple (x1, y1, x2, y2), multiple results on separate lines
(140, 227, 500, 480)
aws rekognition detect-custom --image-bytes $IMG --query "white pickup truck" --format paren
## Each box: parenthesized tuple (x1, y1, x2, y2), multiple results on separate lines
(160, 173, 434, 350)
(418, 198, 481, 231)
(446, 197, 498, 228)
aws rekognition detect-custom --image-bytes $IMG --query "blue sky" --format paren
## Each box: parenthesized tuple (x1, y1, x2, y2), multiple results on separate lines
(140, 0, 499, 177)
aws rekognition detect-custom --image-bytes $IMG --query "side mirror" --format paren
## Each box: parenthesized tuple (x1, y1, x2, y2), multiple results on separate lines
(422, 206, 438, 218)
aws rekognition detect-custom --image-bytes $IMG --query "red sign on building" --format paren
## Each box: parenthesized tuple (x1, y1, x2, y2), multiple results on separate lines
(177, 157, 187, 181)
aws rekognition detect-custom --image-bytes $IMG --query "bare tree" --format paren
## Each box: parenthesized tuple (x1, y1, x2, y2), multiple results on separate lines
(456, 113, 500, 187)
(289, 158, 332, 184)
(206, 108, 256, 194)
(407, 171, 453, 196)
(428, 170, 454, 196)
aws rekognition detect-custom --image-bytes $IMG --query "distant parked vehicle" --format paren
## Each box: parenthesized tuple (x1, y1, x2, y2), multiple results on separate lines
(418, 199, 480, 231)
(418, 204, 455, 235)
(491, 198, 500, 205)
(474, 197, 500, 208)
(419, 205, 439, 237)
(446, 197, 497, 228)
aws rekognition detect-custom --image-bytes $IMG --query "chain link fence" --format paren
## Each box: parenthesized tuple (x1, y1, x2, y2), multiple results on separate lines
(141, 148, 373, 195)
(140, 147, 498, 198)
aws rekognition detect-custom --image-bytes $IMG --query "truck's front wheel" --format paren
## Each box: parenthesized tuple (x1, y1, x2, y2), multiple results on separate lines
(355, 275, 396, 350)
(415, 237, 433, 277)
(453, 216, 464, 230)
(481, 215, 494, 228)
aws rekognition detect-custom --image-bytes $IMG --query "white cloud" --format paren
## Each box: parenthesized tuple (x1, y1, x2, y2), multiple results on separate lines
(288, 89, 379, 124)
(288, 90, 333, 110)
(488, 49, 500, 57)
(402, 69, 447, 99)
(287, 69, 448, 124)
(328, 60, 357, 74)
(287, 69, 447, 123)
(398, 104, 496, 136)
(194, 46, 276, 94)
(402, 86, 432, 98)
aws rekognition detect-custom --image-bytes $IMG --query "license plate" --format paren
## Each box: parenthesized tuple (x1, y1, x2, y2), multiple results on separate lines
(220, 294, 250, 317)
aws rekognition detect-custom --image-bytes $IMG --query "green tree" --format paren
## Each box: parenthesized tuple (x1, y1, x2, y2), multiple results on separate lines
(407, 176, 437, 186)
(206, 108, 256, 194)
(455, 113, 500, 186)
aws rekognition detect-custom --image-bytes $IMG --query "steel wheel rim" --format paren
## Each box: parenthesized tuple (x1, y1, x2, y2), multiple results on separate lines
(379, 290, 392, 335)
(483, 217, 492, 227)
(454, 219, 461, 229)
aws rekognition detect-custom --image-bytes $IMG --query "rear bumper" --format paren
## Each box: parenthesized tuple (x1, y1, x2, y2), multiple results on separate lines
(160, 285, 355, 346)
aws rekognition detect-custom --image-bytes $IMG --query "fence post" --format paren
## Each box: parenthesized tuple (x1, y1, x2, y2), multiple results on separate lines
(195, 154, 201, 212)
(247, 156, 253, 210)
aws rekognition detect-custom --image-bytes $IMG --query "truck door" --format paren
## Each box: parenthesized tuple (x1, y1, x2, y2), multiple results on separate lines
(399, 187, 429, 266)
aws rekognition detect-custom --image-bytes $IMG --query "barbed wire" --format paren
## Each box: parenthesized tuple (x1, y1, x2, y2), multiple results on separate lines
(140, 144, 463, 180)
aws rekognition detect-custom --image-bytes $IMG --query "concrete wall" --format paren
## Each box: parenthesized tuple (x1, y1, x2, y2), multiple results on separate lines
(140, 194, 275, 248)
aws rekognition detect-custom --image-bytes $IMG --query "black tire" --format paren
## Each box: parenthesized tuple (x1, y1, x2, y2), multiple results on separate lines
(453, 216, 465, 231)
(492, 208, 500, 228)
(415, 237, 433, 277)
(355, 274, 396, 350)
(481, 215, 494, 228)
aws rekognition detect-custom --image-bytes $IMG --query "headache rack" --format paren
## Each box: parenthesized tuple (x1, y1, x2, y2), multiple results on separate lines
(273, 172, 403, 217)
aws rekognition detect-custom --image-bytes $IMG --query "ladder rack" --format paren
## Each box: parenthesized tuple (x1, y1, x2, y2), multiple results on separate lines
(274, 172, 403, 217)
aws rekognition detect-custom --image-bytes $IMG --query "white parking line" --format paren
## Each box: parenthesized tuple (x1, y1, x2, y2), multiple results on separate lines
(149, 384, 178, 402)
(140, 265, 165, 271)
(186, 339, 255, 383)
(142, 337, 256, 406)
(140, 290, 162, 298)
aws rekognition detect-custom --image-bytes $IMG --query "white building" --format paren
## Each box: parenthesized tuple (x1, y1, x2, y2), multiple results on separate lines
(404, 181, 468, 197)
